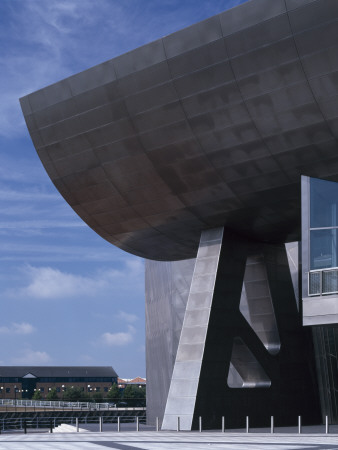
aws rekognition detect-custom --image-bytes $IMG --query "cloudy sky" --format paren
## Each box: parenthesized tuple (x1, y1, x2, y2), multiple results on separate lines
(0, 0, 246, 378)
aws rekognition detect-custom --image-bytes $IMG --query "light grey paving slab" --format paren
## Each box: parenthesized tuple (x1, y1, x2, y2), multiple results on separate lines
(1, 431, 338, 450)
(95, 443, 144, 450)
(117, 445, 309, 450)
(0, 443, 99, 450)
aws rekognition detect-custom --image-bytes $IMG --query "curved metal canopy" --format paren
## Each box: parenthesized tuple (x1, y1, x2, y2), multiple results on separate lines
(21, 0, 338, 260)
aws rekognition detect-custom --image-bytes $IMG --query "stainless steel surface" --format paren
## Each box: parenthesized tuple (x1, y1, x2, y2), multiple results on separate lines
(162, 228, 223, 431)
(239, 255, 280, 356)
(20, 0, 338, 261)
(149, 228, 319, 430)
(302, 175, 311, 299)
(303, 294, 338, 325)
(227, 337, 271, 388)
(285, 242, 300, 310)
(145, 257, 194, 427)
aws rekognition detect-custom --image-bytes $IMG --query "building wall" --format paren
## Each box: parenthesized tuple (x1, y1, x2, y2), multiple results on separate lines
(35, 382, 112, 398)
(302, 176, 338, 325)
(147, 233, 321, 429)
(0, 383, 22, 400)
(145, 258, 195, 425)
(312, 326, 338, 423)
(0, 380, 116, 400)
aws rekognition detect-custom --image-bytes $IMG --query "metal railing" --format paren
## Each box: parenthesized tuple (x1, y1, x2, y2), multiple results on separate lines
(0, 414, 334, 435)
(309, 268, 338, 296)
(0, 399, 145, 411)
(0, 414, 147, 433)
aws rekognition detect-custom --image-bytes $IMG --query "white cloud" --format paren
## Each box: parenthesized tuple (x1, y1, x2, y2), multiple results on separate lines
(11, 349, 51, 365)
(1, 0, 248, 138)
(13, 322, 35, 334)
(0, 220, 83, 230)
(117, 311, 138, 323)
(23, 266, 108, 299)
(0, 0, 132, 138)
(0, 155, 47, 185)
(0, 322, 35, 335)
(0, 188, 60, 202)
(0, 186, 84, 234)
(0, 241, 122, 263)
(9, 260, 143, 300)
(101, 325, 136, 346)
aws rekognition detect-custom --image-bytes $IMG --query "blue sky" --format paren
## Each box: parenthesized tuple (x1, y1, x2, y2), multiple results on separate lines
(0, 0, 247, 378)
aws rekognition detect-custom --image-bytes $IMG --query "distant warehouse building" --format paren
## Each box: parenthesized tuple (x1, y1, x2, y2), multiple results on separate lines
(0, 366, 118, 399)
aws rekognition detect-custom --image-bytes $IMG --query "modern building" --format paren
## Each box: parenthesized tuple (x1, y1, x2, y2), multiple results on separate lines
(20, 0, 338, 430)
(0, 366, 118, 400)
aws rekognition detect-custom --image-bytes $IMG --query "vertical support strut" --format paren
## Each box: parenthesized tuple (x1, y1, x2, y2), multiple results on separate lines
(162, 229, 224, 431)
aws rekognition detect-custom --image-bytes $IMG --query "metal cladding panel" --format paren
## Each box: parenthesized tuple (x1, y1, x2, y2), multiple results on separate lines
(219, 0, 286, 36)
(162, 228, 223, 431)
(285, 242, 300, 310)
(145, 257, 195, 426)
(21, 0, 338, 260)
(286, 0, 317, 8)
(163, 16, 223, 58)
(152, 229, 321, 430)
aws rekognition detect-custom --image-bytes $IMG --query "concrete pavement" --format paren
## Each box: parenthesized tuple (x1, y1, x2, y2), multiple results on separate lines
(1, 430, 338, 450)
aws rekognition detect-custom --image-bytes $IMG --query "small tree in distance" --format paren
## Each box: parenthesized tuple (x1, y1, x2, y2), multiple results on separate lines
(93, 391, 103, 402)
(62, 386, 84, 402)
(32, 390, 42, 400)
(46, 388, 59, 401)
(107, 383, 120, 403)
(122, 384, 146, 407)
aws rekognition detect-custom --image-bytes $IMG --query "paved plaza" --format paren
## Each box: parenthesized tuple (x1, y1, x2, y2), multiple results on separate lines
(1, 430, 338, 450)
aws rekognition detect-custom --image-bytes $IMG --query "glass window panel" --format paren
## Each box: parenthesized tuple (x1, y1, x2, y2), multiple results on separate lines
(310, 177, 338, 228)
(310, 229, 338, 269)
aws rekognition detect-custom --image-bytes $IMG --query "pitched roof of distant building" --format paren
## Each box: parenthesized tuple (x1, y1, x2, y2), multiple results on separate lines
(0, 366, 118, 378)
(118, 376, 146, 385)
(130, 377, 146, 384)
